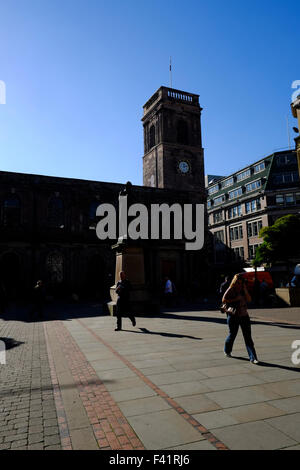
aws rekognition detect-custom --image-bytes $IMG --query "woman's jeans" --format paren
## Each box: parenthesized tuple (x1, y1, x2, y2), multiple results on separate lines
(224, 314, 257, 361)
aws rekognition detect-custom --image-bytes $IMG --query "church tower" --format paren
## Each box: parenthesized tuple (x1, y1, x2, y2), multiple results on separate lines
(142, 87, 205, 195)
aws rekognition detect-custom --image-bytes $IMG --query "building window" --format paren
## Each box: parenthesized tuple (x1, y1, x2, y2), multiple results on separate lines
(249, 244, 261, 259)
(276, 193, 297, 205)
(222, 177, 234, 189)
(149, 125, 156, 149)
(276, 154, 296, 166)
(207, 200, 212, 209)
(208, 184, 219, 195)
(214, 195, 225, 206)
(230, 225, 243, 241)
(228, 187, 242, 200)
(275, 194, 284, 205)
(233, 247, 244, 260)
(214, 230, 224, 244)
(228, 205, 242, 219)
(253, 162, 265, 173)
(245, 179, 262, 192)
(47, 196, 64, 228)
(213, 211, 223, 223)
(46, 252, 64, 283)
(247, 220, 263, 237)
(236, 169, 251, 181)
(3, 195, 21, 227)
(245, 198, 261, 213)
(273, 172, 299, 184)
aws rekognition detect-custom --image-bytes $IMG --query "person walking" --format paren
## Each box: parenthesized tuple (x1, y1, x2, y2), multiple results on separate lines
(164, 276, 174, 307)
(115, 271, 136, 331)
(222, 273, 259, 364)
(219, 276, 231, 301)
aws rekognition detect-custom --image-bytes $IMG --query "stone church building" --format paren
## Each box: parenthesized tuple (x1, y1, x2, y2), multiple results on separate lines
(0, 87, 208, 302)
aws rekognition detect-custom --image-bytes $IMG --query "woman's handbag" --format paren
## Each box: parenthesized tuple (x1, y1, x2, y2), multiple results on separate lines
(220, 302, 238, 315)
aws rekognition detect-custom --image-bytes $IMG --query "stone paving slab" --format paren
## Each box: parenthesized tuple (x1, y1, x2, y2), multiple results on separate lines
(212, 420, 297, 450)
(265, 413, 300, 442)
(118, 396, 172, 417)
(1, 304, 300, 451)
(126, 409, 206, 450)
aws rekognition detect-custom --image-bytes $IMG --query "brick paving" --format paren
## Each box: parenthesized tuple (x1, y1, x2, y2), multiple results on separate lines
(46, 319, 144, 450)
(0, 315, 61, 450)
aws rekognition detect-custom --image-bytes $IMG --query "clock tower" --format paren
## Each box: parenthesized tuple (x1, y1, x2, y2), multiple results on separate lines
(142, 86, 205, 195)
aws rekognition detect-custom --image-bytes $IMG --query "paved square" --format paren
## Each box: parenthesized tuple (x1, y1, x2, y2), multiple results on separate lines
(1, 304, 300, 450)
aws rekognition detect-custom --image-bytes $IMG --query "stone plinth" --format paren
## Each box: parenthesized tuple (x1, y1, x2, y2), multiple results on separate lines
(107, 241, 158, 316)
(275, 287, 300, 307)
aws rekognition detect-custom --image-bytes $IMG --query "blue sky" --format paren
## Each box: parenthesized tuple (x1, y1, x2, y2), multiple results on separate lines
(0, 0, 299, 185)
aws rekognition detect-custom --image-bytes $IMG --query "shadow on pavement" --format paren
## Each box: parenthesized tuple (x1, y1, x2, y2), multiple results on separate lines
(232, 355, 300, 372)
(0, 337, 24, 350)
(119, 327, 202, 340)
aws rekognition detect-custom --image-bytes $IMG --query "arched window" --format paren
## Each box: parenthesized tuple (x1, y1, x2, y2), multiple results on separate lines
(46, 252, 64, 283)
(149, 125, 156, 149)
(177, 120, 189, 145)
(47, 196, 64, 228)
(3, 195, 21, 227)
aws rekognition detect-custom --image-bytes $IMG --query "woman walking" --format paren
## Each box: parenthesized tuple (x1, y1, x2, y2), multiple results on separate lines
(222, 273, 259, 364)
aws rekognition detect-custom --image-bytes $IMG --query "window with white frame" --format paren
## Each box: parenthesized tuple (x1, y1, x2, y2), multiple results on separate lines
(214, 195, 225, 206)
(228, 187, 242, 200)
(229, 225, 243, 241)
(245, 179, 262, 192)
(221, 177, 234, 189)
(228, 205, 242, 219)
(253, 162, 265, 173)
(249, 244, 261, 259)
(236, 169, 251, 181)
(233, 247, 245, 260)
(213, 210, 223, 223)
(247, 220, 263, 237)
(208, 184, 220, 195)
(245, 198, 261, 213)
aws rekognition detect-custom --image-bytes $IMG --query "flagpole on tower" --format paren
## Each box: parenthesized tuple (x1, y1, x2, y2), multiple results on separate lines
(169, 56, 172, 89)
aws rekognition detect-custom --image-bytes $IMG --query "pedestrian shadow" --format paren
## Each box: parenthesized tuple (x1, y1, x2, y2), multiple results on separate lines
(0, 337, 24, 350)
(121, 327, 202, 340)
(231, 356, 300, 372)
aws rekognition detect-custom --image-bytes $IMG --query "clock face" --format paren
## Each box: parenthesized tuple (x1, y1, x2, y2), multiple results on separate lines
(178, 160, 190, 174)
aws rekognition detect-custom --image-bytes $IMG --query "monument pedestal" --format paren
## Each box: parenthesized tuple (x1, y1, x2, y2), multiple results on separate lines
(275, 287, 300, 307)
(107, 241, 159, 316)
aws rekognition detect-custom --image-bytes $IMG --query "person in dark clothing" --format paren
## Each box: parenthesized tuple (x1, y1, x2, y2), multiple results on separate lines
(115, 271, 136, 331)
(31, 280, 46, 319)
(219, 276, 231, 300)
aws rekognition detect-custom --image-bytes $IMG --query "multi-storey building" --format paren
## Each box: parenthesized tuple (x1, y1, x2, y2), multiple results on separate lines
(207, 150, 300, 270)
